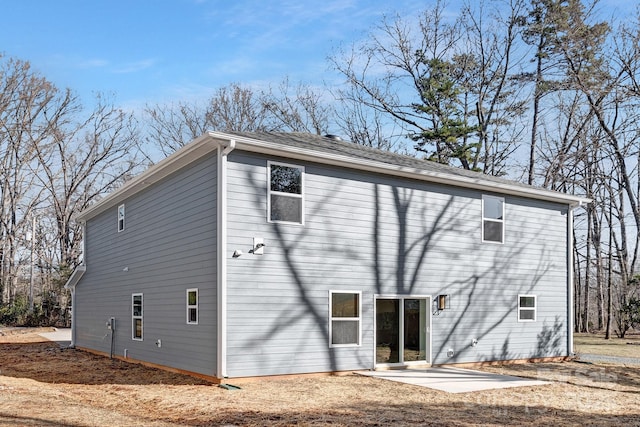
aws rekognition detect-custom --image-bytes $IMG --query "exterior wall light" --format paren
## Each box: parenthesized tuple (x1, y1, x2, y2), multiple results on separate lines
(438, 294, 449, 311)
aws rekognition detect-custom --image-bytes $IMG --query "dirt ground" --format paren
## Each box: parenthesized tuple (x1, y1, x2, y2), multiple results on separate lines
(0, 329, 639, 426)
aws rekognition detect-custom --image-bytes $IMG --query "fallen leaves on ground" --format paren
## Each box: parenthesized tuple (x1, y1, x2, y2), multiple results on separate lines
(0, 329, 638, 426)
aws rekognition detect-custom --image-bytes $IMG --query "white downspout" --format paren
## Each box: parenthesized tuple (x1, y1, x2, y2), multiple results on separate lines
(217, 139, 235, 379)
(69, 287, 76, 347)
(64, 263, 85, 349)
(69, 221, 87, 348)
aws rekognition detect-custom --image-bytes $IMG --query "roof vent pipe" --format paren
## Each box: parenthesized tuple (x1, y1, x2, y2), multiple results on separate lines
(324, 134, 342, 141)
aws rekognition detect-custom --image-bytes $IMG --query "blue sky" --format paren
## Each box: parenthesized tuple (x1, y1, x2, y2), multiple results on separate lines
(1, 0, 428, 110)
(1, 0, 634, 113)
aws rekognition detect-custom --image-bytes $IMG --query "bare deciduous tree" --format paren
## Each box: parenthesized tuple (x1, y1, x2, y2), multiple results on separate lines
(0, 55, 140, 324)
(262, 78, 333, 135)
(0, 56, 66, 304)
(330, 0, 527, 173)
(143, 101, 207, 159)
(143, 80, 337, 159)
(33, 94, 140, 270)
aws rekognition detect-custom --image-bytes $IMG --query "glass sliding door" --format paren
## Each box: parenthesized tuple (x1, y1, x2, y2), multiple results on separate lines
(403, 299, 428, 362)
(375, 297, 430, 366)
(375, 299, 400, 363)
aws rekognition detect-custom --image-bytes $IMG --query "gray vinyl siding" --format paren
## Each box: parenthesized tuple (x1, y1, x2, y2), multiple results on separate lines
(75, 153, 218, 377)
(225, 151, 569, 377)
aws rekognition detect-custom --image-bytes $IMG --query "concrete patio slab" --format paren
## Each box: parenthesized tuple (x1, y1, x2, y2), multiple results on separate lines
(359, 367, 551, 393)
(38, 328, 72, 348)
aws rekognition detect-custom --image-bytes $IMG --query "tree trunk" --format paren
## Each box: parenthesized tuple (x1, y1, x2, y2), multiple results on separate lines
(605, 197, 613, 339)
(594, 213, 604, 331)
(574, 233, 583, 333)
(583, 206, 592, 333)
(528, 33, 545, 185)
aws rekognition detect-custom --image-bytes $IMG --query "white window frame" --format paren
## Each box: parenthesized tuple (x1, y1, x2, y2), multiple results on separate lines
(267, 161, 304, 225)
(482, 195, 504, 244)
(518, 294, 537, 322)
(186, 288, 198, 325)
(118, 204, 125, 232)
(132, 293, 143, 340)
(329, 290, 362, 348)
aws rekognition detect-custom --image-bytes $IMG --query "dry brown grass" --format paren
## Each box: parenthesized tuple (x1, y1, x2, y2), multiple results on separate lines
(574, 331, 640, 358)
(0, 329, 638, 426)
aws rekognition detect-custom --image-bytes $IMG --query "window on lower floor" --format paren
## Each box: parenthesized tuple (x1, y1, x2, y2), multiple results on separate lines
(329, 291, 361, 347)
(518, 295, 536, 322)
(132, 293, 143, 340)
(187, 288, 198, 324)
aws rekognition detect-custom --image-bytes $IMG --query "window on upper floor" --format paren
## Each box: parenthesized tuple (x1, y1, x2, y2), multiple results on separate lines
(518, 295, 537, 322)
(187, 288, 198, 325)
(132, 293, 143, 340)
(329, 291, 361, 347)
(482, 195, 504, 243)
(268, 162, 304, 225)
(118, 204, 125, 232)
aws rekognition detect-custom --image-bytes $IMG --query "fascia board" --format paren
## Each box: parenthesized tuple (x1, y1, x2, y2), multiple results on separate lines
(77, 134, 220, 222)
(64, 265, 86, 290)
(78, 130, 590, 223)
(210, 132, 591, 207)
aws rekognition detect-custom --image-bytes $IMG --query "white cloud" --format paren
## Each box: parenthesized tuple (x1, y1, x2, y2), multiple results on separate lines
(112, 59, 157, 74)
(77, 58, 110, 69)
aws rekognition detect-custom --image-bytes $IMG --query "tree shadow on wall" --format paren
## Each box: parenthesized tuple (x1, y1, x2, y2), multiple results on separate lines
(433, 225, 558, 363)
(482, 316, 565, 363)
(239, 160, 562, 373)
(373, 184, 461, 296)
(536, 316, 564, 357)
(239, 166, 463, 372)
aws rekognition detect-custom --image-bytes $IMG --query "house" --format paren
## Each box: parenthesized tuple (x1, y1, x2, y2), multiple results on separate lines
(65, 131, 589, 381)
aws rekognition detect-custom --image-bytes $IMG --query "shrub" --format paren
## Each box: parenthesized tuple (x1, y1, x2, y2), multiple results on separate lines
(0, 294, 30, 325)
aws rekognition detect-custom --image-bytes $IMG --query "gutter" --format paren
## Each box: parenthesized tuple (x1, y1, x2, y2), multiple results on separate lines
(208, 131, 591, 207)
(216, 139, 235, 379)
(77, 131, 590, 225)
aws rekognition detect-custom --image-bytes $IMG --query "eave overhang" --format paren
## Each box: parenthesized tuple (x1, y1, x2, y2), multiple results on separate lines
(77, 134, 221, 222)
(77, 131, 590, 222)
(209, 131, 591, 208)
(64, 265, 86, 290)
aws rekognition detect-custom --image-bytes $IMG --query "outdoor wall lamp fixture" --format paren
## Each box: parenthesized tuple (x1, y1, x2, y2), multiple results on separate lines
(432, 294, 450, 316)
(437, 294, 449, 311)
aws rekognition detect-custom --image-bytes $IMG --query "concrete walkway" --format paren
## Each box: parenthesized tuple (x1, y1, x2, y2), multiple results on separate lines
(38, 328, 72, 347)
(577, 353, 640, 365)
(359, 367, 550, 393)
